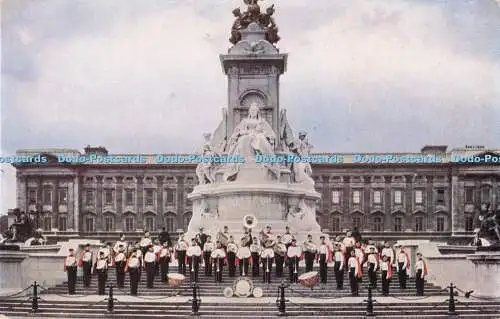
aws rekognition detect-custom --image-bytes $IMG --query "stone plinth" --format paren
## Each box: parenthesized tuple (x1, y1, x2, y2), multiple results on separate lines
(0, 252, 28, 296)
(467, 251, 500, 297)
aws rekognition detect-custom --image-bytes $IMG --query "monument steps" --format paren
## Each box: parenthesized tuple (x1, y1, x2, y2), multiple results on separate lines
(1, 299, 500, 318)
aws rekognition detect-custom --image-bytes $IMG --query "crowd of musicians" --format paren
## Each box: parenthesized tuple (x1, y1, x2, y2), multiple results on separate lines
(64, 226, 429, 297)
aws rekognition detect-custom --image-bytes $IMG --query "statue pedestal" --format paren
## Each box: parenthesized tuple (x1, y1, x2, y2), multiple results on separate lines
(0, 252, 28, 296)
(466, 251, 500, 297)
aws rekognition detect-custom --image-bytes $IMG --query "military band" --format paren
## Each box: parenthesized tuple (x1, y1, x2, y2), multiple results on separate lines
(61, 226, 431, 298)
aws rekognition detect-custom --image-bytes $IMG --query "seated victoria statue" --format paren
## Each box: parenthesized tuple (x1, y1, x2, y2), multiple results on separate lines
(224, 103, 276, 181)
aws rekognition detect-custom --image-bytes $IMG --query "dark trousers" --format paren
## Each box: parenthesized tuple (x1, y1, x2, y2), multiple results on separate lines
(214, 258, 224, 283)
(66, 266, 77, 294)
(251, 253, 260, 277)
(145, 262, 155, 288)
(82, 262, 92, 287)
(381, 270, 390, 296)
(319, 254, 327, 284)
(304, 252, 314, 272)
(368, 262, 377, 287)
(349, 267, 359, 296)
(177, 251, 186, 274)
(160, 257, 170, 282)
(333, 261, 343, 288)
(97, 270, 107, 295)
(129, 268, 139, 295)
(398, 263, 407, 289)
(227, 253, 236, 277)
(288, 257, 299, 283)
(275, 255, 284, 277)
(140, 246, 148, 257)
(262, 257, 272, 283)
(416, 270, 424, 295)
(115, 262, 125, 288)
(204, 252, 212, 275)
(239, 258, 249, 276)
(189, 256, 200, 282)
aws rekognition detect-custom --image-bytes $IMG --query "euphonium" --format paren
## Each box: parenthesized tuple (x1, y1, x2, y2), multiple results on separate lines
(242, 214, 258, 229)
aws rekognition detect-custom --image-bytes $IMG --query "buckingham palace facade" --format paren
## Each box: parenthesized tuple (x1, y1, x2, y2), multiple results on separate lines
(8, 145, 500, 242)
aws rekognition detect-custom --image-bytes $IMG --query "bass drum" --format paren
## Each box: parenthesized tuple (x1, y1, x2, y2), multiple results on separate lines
(223, 287, 234, 298)
(252, 287, 263, 298)
(232, 277, 254, 298)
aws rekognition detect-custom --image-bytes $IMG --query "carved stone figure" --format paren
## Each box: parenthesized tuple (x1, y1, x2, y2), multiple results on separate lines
(259, 5, 280, 44)
(286, 199, 319, 232)
(477, 203, 500, 248)
(290, 131, 315, 185)
(229, 0, 280, 45)
(196, 133, 216, 185)
(2, 209, 35, 243)
(223, 103, 276, 181)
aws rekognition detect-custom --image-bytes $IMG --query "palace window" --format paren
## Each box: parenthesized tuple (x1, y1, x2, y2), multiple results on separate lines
(164, 213, 176, 233)
(415, 216, 424, 232)
(481, 187, 491, 203)
(331, 215, 341, 232)
(394, 190, 402, 204)
(145, 189, 155, 206)
(436, 216, 445, 232)
(332, 191, 340, 204)
(124, 216, 135, 232)
(84, 216, 95, 232)
(85, 190, 95, 205)
(42, 188, 52, 205)
(43, 216, 52, 231)
(166, 189, 175, 204)
(144, 216, 155, 231)
(465, 215, 474, 232)
(125, 189, 134, 206)
(436, 189, 445, 204)
(394, 216, 402, 232)
(465, 188, 474, 204)
(352, 191, 361, 204)
(352, 216, 361, 229)
(372, 216, 383, 232)
(104, 216, 114, 232)
(415, 190, 423, 204)
(58, 189, 67, 205)
(104, 189, 113, 206)
(28, 189, 37, 204)
(373, 191, 382, 204)
(58, 216, 67, 231)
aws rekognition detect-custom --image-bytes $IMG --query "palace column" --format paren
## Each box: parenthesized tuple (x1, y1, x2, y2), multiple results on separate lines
(115, 176, 123, 231)
(51, 179, 59, 230)
(156, 176, 165, 228)
(136, 176, 144, 232)
(384, 176, 392, 230)
(95, 176, 103, 231)
(176, 176, 185, 232)
(451, 170, 460, 236)
(73, 174, 81, 232)
(16, 174, 27, 213)
(342, 176, 350, 231)
(425, 176, 434, 231)
(67, 177, 74, 231)
(363, 176, 371, 232)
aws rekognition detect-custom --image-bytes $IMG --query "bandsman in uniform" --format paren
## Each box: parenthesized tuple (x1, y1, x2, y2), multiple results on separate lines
(174, 233, 188, 274)
(94, 251, 108, 295)
(187, 238, 202, 282)
(125, 250, 141, 296)
(354, 241, 365, 266)
(282, 226, 293, 251)
(78, 243, 93, 288)
(64, 248, 78, 295)
(274, 235, 286, 277)
(380, 255, 392, 296)
(366, 246, 379, 288)
(302, 234, 317, 272)
(211, 241, 226, 283)
(333, 244, 345, 289)
(114, 234, 128, 257)
(159, 242, 172, 283)
(144, 245, 157, 288)
(317, 236, 331, 284)
(203, 235, 215, 276)
(226, 236, 238, 277)
(216, 226, 230, 251)
(237, 230, 252, 276)
(196, 227, 208, 252)
(415, 252, 429, 296)
(348, 250, 362, 296)
(105, 242, 113, 267)
(381, 242, 395, 266)
(114, 244, 127, 288)
(396, 245, 410, 289)
(287, 238, 302, 283)
(153, 239, 162, 276)
(140, 231, 153, 256)
(250, 236, 261, 277)
(342, 231, 356, 256)
(261, 238, 275, 284)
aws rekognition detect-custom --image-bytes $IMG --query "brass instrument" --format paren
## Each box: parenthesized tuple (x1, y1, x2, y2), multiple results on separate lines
(243, 214, 258, 229)
(274, 242, 286, 256)
(303, 240, 317, 253)
(217, 230, 229, 247)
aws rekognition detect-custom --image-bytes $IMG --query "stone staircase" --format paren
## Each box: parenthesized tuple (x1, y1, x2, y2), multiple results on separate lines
(42, 266, 445, 297)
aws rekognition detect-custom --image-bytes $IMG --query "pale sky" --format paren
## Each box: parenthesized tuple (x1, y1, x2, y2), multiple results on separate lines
(1, 0, 499, 213)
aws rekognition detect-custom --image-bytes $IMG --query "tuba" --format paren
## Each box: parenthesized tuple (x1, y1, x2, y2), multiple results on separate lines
(243, 215, 258, 230)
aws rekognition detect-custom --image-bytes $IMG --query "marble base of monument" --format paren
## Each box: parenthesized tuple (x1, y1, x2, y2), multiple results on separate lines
(466, 251, 500, 298)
